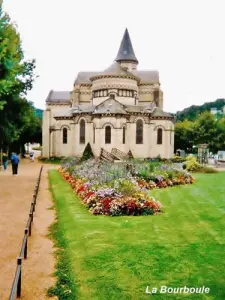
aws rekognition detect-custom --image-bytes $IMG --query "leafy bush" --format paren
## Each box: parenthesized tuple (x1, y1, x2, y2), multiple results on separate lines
(81, 143, 94, 161)
(186, 156, 201, 172)
(127, 150, 133, 159)
(186, 154, 197, 161)
(171, 155, 186, 163)
(114, 179, 137, 197)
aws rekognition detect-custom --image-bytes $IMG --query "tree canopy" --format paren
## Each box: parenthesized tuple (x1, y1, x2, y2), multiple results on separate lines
(0, 2, 41, 153)
(175, 111, 225, 153)
(175, 98, 225, 122)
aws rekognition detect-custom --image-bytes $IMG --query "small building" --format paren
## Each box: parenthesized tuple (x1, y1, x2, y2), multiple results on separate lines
(210, 106, 225, 119)
(42, 29, 175, 158)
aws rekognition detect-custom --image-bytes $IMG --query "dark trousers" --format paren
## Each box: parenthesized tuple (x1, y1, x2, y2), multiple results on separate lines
(12, 163, 18, 175)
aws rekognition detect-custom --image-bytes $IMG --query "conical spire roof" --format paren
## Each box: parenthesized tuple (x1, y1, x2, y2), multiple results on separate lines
(115, 28, 138, 63)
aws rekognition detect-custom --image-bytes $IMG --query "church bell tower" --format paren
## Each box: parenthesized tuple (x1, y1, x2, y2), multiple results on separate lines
(115, 28, 138, 71)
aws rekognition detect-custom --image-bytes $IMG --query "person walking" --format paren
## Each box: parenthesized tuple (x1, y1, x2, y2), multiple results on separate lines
(11, 153, 20, 175)
(29, 151, 35, 162)
(2, 153, 8, 171)
(214, 154, 219, 168)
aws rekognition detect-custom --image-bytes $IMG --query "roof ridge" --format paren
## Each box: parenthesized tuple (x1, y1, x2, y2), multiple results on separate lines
(95, 96, 126, 109)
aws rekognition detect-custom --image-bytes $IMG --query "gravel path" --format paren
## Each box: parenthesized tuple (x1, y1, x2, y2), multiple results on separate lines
(0, 160, 56, 300)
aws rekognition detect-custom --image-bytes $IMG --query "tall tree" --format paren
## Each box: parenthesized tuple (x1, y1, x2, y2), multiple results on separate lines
(194, 112, 216, 148)
(0, 1, 37, 152)
(174, 119, 195, 152)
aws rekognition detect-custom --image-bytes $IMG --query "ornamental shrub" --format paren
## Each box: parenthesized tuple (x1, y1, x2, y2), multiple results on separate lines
(171, 155, 186, 163)
(186, 156, 201, 171)
(81, 143, 94, 161)
(116, 179, 137, 197)
(127, 150, 133, 159)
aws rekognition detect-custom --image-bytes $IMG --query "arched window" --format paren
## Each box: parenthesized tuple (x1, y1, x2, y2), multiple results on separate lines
(62, 128, 67, 144)
(105, 126, 111, 144)
(122, 126, 126, 144)
(93, 125, 95, 144)
(136, 119, 143, 144)
(80, 119, 85, 144)
(157, 128, 163, 144)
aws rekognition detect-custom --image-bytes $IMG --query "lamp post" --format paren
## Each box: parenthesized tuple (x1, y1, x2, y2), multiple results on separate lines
(197, 144, 208, 165)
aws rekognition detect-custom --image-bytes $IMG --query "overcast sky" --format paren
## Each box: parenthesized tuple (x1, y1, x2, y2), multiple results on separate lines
(3, 0, 225, 113)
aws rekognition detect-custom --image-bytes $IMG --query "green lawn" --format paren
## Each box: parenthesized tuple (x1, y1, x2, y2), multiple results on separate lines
(49, 170, 225, 300)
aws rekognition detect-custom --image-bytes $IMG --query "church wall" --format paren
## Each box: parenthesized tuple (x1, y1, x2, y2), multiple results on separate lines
(92, 77, 138, 92)
(71, 88, 80, 106)
(120, 62, 138, 71)
(138, 93, 154, 103)
(116, 96, 135, 105)
(53, 120, 74, 157)
(92, 96, 110, 106)
(93, 96, 135, 106)
(138, 85, 154, 103)
(91, 116, 128, 156)
(158, 90, 163, 110)
(44, 114, 174, 159)
(73, 119, 93, 157)
(46, 104, 71, 125)
(149, 119, 174, 158)
(127, 121, 151, 158)
(79, 85, 92, 103)
(42, 104, 71, 157)
(124, 119, 174, 159)
(42, 109, 51, 157)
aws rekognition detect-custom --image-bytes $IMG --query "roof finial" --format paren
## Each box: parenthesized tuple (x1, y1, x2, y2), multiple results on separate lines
(115, 28, 138, 63)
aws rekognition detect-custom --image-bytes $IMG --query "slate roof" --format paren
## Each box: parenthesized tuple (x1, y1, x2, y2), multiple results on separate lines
(54, 98, 174, 119)
(93, 98, 128, 115)
(125, 103, 156, 113)
(115, 28, 138, 63)
(132, 70, 159, 83)
(89, 62, 139, 81)
(54, 108, 74, 118)
(74, 72, 99, 85)
(46, 90, 71, 103)
(74, 68, 159, 85)
(151, 107, 173, 118)
(73, 105, 95, 113)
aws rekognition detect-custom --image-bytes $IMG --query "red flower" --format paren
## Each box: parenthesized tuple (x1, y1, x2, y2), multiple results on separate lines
(77, 185, 85, 193)
(85, 191, 95, 199)
(102, 197, 113, 210)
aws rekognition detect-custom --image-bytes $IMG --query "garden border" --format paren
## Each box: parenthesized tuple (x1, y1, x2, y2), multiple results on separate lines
(9, 165, 43, 299)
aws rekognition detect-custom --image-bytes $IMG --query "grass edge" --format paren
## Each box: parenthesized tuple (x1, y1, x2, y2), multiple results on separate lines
(47, 169, 77, 299)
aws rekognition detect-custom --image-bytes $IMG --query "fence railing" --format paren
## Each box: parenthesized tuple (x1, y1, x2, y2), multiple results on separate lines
(9, 166, 43, 299)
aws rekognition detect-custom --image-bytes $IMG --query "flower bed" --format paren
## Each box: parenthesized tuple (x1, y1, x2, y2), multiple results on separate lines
(59, 168, 162, 216)
(131, 162, 195, 189)
(59, 159, 194, 216)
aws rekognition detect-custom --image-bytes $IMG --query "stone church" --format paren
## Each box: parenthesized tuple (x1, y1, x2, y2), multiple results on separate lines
(42, 29, 175, 159)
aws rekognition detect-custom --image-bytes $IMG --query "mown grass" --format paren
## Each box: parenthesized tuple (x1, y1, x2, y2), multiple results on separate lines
(48, 170, 225, 300)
